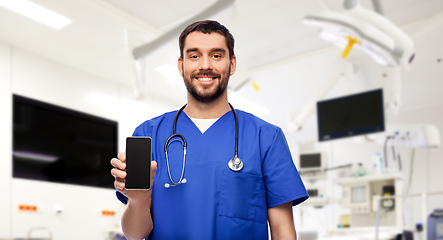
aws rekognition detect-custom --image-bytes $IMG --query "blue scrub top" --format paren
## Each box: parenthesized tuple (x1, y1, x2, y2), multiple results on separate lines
(117, 109, 308, 240)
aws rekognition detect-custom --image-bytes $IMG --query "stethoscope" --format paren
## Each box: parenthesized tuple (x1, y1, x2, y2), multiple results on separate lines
(163, 103, 243, 188)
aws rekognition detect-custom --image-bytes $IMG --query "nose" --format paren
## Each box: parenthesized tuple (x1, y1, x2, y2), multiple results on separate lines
(199, 55, 212, 70)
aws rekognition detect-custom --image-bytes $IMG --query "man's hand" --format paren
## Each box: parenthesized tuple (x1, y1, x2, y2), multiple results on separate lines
(111, 152, 158, 239)
(110, 152, 157, 203)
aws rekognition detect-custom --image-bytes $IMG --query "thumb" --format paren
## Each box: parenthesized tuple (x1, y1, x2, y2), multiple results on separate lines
(151, 161, 157, 186)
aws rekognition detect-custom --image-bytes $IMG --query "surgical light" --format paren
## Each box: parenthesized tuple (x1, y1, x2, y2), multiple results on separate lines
(304, 11, 400, 67)
(0, 0, 72, 30)
(303, 0, 415, 70)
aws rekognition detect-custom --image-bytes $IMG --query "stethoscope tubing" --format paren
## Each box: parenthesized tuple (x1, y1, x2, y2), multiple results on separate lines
(230, 103, 239, 158)
(166, 103, 237, 156)
(165, 139, 186, 186)
(164, 103, 240, 187)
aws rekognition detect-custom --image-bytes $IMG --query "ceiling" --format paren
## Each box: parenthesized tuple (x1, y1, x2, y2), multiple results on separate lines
(0, 0, 442, 143)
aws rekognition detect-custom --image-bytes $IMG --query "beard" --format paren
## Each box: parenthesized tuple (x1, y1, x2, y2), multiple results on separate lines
(184, 67, 230, 103)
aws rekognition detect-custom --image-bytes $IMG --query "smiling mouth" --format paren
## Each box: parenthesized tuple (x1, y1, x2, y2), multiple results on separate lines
(192, 70, 220, 83)
(196, 77, 216, 82)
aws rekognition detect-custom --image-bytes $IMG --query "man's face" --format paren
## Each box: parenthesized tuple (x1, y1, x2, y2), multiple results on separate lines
(178, 31, 236, 103)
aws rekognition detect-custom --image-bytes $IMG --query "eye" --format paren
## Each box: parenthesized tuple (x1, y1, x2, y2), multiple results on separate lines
(212, 54, 222, 59)
(190, 55, 198, 59)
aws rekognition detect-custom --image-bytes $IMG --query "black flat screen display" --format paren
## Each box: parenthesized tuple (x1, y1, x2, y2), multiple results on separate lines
(13, 95, 118, 188)
(300, 153, 321, 168)
(317, 89, 385, 141)
(125, 137, 151, 190)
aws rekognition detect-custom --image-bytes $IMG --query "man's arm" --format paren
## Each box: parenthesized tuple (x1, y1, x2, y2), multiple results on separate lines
(121, 194, 153, 240)
(268, 201, 297, 240)
(111, 152, 157, 240)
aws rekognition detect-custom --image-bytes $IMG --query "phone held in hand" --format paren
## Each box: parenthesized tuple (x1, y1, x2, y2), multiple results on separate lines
(125, 137, 152, 190)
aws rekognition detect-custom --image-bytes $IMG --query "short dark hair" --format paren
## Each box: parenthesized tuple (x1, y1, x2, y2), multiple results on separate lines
(179, 20, 235, 59)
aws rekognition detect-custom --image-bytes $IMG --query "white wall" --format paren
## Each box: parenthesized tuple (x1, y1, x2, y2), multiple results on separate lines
(0, 38, 12, 238)
(0, 41, 177, 239)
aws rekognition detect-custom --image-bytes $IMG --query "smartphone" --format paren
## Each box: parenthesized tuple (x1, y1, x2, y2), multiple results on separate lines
(125, 137, 152, 190)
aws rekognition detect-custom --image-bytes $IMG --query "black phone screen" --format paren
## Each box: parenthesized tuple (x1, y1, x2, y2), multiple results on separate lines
(125, 137, 151, 190)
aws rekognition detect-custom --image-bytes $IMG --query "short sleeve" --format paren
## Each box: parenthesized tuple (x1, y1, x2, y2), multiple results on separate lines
(116, 191, 128, 204)
(262, 128, 308, 208)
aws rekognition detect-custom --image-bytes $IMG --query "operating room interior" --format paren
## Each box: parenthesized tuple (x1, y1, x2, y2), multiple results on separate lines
(0, 0, 442, 239)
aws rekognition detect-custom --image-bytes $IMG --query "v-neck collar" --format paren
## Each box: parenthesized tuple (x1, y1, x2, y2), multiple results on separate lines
(179, 110, 234, 135)
(188, 117, 219, 134)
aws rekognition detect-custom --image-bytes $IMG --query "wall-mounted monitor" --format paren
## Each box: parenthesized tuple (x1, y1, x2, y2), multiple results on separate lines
(13, 95, 118, 189)
(299, 152, 324, 172)
(317, 89, 385, 141)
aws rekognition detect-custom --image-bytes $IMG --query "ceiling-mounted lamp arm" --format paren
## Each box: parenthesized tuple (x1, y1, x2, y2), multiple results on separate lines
(288, 62, 352, 132)
(385, 67, 401, 115)
(132, 0, 235, 60)
(344, 0, 383, 15)
(131, 59, 146, 99)
(371, 0, 384, 15)
(343, 0, 415, 70)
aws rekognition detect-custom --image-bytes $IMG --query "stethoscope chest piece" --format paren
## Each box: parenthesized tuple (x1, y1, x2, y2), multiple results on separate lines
(228, 157, 243, 171)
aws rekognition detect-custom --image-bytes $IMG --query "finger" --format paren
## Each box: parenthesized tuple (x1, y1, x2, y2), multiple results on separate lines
(111, 168, 127, 179)
(110, 158, 126, 170)
(118, 152, 126, 162)
(110, 158, 119, 168)
(151, 161, 157, 175)
(151, 161, 157, 185)
(114, 179, 125, 190)
(116, 177, 125, 183)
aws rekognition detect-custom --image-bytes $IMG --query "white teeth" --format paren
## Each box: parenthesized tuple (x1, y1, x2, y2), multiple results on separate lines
(197, 77, 213, 82)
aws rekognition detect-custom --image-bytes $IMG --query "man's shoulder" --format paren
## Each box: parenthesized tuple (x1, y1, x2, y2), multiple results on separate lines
(236, 110, 284, 139)
(132, 111, 176, 136)
(236, 110, 281, 132)
(139, 111, 174, 126)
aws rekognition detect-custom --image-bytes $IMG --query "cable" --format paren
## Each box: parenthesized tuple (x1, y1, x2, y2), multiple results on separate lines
(397, 153, 402, 171)
(383, 136, 392, 169)
(391, 143, 397, 161)
(324, 163, 353, 171)
(300, 163, 353, 174)
(404, 148, 415, 198)
(391, 140, 402, 171)
(313, 206, 328, 230)
(403, 148, 415, 226)
(410, 148, 415, 226)
(426, 149, 431, 212)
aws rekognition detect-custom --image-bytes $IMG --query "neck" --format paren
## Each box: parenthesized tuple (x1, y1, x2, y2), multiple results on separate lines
(184, 92, 231, 119)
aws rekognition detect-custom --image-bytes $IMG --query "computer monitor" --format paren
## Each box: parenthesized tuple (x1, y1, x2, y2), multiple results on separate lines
(13, 95, 118, 189)
(299, 152, 324, 172)
(317, 89, 385, 141)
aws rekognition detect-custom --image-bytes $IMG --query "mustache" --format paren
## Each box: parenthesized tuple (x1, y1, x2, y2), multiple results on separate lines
(190, 70, 221, 79)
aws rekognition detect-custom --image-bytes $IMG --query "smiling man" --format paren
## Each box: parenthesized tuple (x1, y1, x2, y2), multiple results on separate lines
(111, 20, 308, 240)
(180, 30, 234, 115)
(181, 31, 232, 104)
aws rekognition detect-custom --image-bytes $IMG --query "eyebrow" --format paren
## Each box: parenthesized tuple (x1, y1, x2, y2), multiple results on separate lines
(211, 48, 226, 54)
(185, 48, 227, 54)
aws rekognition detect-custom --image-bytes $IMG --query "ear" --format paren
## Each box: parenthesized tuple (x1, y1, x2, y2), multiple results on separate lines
(230, 55, 237, 76)
(177, 57, 184, 77)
